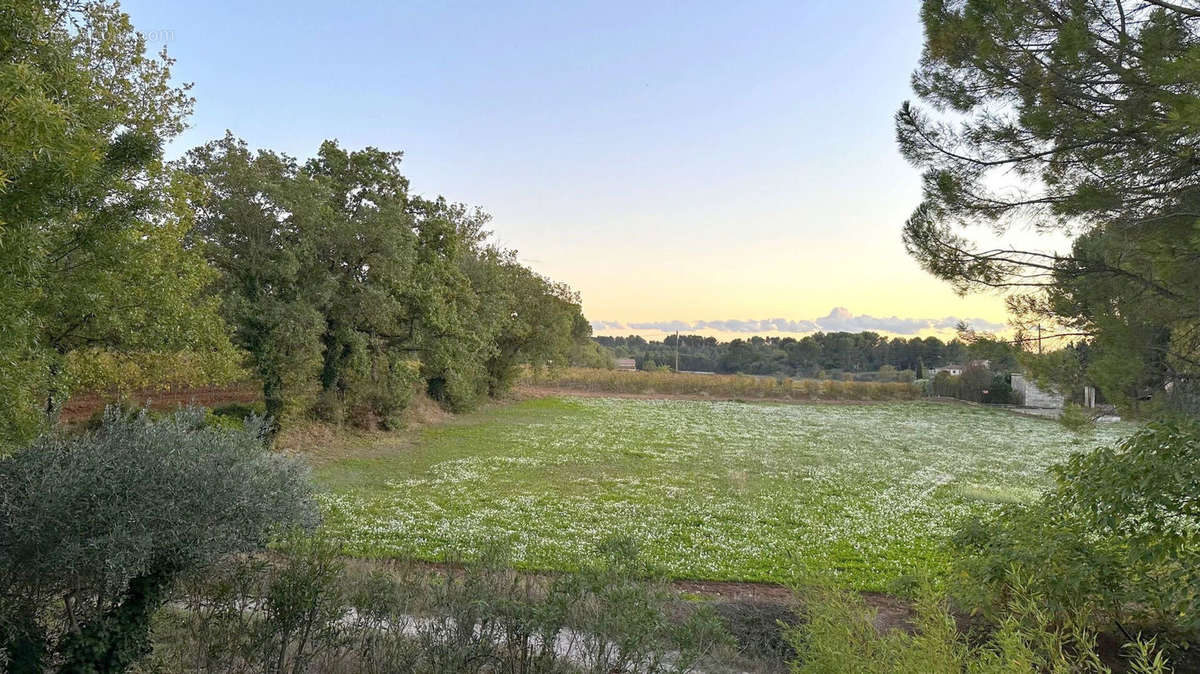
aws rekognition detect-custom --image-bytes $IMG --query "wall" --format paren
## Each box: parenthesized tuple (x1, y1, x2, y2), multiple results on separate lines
(1011, 373, 1065, 409)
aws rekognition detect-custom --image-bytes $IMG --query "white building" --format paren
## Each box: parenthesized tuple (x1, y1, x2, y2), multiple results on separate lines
(928, 363, 964, 377)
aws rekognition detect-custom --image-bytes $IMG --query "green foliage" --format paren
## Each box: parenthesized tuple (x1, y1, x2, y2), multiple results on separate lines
(1020, 347, 1088, 404)
(564, 537, 732, 673)
(316, 397, 1114, 589)
(183, 134, 331, 422)
(144, 536, 733, 673)
(568, 339, 616, 369)
(210, 400, 268, 420)
(950, 419, 1200, 648)
(930, 371, 959, 398)
(598, 332, 1011, 379)
(1059, 403, 1096, 434)
(981, 375, 1015, 405)
(898, 0, 1200, 411)
(0, 0, 231, 445)
(0, 407, 317, 671)
(477, 259, 591, 396)
(185, 136, 591, 427)
(65, 348, 248, 398)
(958, 362, 993, 402)
(785, 579, 1169, 674)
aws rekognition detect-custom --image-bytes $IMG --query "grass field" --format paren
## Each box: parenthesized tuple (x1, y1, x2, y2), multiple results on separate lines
(315, 396, 1130, 590)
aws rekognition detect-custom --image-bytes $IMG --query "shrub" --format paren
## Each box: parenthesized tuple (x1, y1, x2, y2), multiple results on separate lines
(980, 374, 1015, 404)
(312, 388, 347, 426)
(931, 371, 959, 398)
(314, 357, 422, 430)
(83, 399, 143, 431)
(210, 400, 267, 420)
(566, 537, 732, 673)
(0, 407, 318, 671)
(351, 356, 422, 430)
(951, 418, 1200, 651)
(1059, 402, 1096, 434)
(785, 580, 1169, 673)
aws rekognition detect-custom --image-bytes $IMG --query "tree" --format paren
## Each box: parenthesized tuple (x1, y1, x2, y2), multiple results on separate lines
(0, 408, 317, 671)
(184, 135, 330, 422)
(187, 137, 588, 424)
(958, 363, 992, 402)
(302, 142, 422, 427)
(476, 256, 590, 395)
(0, 0, 229, 444)
(898, 0, 1200, 411)
(402, 197, 495, 411)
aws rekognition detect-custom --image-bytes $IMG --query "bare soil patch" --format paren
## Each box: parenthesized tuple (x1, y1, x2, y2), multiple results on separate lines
(60, 384, 260, 422)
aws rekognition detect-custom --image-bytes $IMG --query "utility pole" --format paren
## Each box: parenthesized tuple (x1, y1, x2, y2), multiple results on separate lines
(1037, 324, 1043, 355)
(674, 331, 680, 372)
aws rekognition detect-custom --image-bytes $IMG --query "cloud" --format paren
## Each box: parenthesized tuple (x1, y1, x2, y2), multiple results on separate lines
(591, 308, 1006, 336)
(590, 320, 630, 331)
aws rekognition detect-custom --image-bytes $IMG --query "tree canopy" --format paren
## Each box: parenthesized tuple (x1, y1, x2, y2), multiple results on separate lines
(596, 331, 1019, 379)
(0, 0, 232, 443)
(898, 0, 1200, 410)
(184, 135, 593, 428)
(0, 2, 594, 443)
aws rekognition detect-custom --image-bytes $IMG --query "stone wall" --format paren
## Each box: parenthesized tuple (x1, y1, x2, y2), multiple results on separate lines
(1011, 373, 1065, 409)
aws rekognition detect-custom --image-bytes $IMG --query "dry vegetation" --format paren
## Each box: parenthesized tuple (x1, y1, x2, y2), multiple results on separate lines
(524, 367, 921, 401)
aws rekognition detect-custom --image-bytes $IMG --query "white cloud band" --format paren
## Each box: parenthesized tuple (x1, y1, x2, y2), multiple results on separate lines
(592, 307, 1006, 336)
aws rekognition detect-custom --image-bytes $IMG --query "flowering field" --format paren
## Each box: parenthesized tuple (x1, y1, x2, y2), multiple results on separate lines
(316, 397, 1130, 590)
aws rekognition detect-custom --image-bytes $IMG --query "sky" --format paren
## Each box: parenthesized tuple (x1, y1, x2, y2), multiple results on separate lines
(120, 0, 1030, 340)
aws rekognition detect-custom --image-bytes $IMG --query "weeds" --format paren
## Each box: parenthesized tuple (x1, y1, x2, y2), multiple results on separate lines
(139, 536, 734, 673)
(784, 578, 1171, 674)
(523, 368, 920, 401)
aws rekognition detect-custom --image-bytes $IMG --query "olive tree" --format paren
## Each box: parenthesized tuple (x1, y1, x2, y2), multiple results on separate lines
(0, 408, 318, 672)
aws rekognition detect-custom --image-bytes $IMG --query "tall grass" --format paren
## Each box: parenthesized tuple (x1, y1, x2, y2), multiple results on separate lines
(144, 535, 734, 673)
(524, 367, 921, 402)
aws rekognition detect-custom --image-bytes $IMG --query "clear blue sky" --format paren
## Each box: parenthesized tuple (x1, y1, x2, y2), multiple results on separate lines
(122, 0, 1014, 338)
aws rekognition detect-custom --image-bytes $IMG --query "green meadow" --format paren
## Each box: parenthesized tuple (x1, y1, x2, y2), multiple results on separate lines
(316, 397, 1131, 590)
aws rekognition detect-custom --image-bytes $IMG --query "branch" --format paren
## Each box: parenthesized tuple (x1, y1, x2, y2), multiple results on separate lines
(1142, 0, 1200, 18)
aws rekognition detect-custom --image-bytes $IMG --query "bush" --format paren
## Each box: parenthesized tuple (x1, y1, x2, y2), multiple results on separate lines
(783, 418, 1199, 673)
(314, 356, 422, 430)
(713, 600, 798, 662)
(0, 407, 318, 671)
(83, 399, 143, 431)
(785, 580, 1169, 673)
(950, 418, 1200, 653)
(980, 374, 1015, 404)
(931, 371, 959, 398)
(210, 400, 267, 420)
(1059, 402, 1096, 433)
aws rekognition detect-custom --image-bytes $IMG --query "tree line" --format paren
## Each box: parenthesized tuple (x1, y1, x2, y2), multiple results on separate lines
(596, 332, 1020, 379)
(0, 0, 593, 444)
